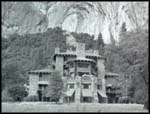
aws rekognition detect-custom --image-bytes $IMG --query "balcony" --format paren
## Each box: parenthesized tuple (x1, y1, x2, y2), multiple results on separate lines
(38, 81, 49, 85)
(77, 67, 90, 73)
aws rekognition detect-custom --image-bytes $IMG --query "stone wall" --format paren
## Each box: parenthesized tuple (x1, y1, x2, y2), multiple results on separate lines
(55, 56, 64, 76)
(29, 74, 39, 96)
(97, 58, 106, 95)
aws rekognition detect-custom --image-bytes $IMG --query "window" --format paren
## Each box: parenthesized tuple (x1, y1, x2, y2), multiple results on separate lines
(39, 73, 42, 81)
(39, 73, 42, 77)
(83, 97, 92, 102)
(39, 85, 47, 90)
(70, 72, 74, 77)
(69, 84, 74, 89)
(83, 84, 90, 89)
(70, 63, 74, 68)
(78, 72, 89, 76)
(78, 63, 89, 68)
(97, 85, 102, 90)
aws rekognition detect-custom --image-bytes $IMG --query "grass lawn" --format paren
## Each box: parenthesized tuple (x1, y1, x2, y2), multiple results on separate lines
(2, 102, 149, 112)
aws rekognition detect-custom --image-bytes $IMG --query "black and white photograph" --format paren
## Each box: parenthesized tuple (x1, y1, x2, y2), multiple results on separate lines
(1, 1, 149, 112)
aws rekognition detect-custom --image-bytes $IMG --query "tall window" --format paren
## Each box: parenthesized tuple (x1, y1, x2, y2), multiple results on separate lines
(68, 84, 74, 89)
(70, 72, 74, 77)
(70, 63, 74, 68)
(39, 73, 42, 81)
(97, 84, 102, 90)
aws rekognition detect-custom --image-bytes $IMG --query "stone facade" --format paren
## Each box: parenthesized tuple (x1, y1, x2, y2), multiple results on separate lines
(28, 42, 121, 103)
(29, 74, 39, 96)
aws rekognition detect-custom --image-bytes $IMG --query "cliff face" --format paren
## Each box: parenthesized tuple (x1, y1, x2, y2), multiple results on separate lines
(2, 2, 48, 38)
(2, 2, 148, 43)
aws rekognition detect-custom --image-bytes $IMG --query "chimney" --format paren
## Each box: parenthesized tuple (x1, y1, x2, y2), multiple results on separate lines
(55, 47, 60, 54)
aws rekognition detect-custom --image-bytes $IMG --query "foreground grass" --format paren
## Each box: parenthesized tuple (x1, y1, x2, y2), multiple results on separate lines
(2, 102, 148, 112)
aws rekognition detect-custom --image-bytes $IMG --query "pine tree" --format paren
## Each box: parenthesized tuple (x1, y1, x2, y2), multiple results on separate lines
(120, 22, 127, 33)
(97, 33, 105, 55)
(44, 71, 63, 103)
(119, 22, 127, 46)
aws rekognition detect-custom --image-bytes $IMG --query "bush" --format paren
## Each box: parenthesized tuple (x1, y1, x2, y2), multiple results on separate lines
(8, 85, 28, 101)
(23, 95, 39, 101)
(2, 89, 13, 102)
(144, 100, 149, 110)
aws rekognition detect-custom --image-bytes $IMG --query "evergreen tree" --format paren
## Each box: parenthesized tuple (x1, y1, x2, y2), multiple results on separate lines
(118, 28, 148, 107)
(119, 22, 127, 43)
(120, 22, 127, 33)
(44, 71, 64, 103)
(8, 85, 28, 101)
(97, 33, 105, 55)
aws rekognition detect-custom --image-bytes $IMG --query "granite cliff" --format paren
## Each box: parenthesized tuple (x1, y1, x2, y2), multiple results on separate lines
(2, 2, 148, 43)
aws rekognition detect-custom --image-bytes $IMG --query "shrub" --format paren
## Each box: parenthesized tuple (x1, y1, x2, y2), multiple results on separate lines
(23, 95, 39, 101)
(2, 89, 13, 102)
(8, 85, 28, 101)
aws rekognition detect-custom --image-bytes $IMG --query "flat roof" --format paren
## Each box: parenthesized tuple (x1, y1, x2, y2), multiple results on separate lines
(54, 52, 104, 59)
(105, 72, 120, 77)
(28, 67, 54, 74)
(66, 57, 96, 64)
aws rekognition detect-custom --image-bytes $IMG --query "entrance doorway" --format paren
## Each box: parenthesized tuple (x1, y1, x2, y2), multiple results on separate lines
(82, 97, 92, 102)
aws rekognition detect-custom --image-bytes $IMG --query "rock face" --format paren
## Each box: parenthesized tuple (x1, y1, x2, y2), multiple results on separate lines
(2, 2, 148, 43)
(2, 2, 48, 38)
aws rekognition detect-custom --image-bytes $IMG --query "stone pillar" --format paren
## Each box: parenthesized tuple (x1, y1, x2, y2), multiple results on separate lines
(92, 77, 98, 103)
(55, 56, 64, 76)
(29, 73, 39, 96)
(97, 58, 105, 79)
(93, 92, 98, 103)
(74, 61, 77, 77)
(75, 76, 81, 103)
(97, 58, 106, 94)
(89, 63, 92, 75)
(76, 43, 85, 58)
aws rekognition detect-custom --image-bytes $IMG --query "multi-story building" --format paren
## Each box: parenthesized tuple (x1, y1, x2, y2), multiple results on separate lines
(28, 42, 121, 103)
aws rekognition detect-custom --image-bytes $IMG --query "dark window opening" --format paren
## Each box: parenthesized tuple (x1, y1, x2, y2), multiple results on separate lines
(83, 97, 92, 102)
(83, 84, 90, 89)
(70, 63, 74, 68)
(78, 63, 89, 68)
(69, 84, 74, 89)
(97, 85, 102, 90)
(78, 72, 89, 76)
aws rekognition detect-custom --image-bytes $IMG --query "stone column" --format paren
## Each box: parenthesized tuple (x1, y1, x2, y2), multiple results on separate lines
(75, 76, 81, 103)
(92, 77, 98, 103)
(55, 56, 64, 76)
(97, 58, 107, 99)
(29, 73, 39, 96)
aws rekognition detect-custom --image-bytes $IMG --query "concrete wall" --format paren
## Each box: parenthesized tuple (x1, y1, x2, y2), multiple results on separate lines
(29, 74, 39, 96)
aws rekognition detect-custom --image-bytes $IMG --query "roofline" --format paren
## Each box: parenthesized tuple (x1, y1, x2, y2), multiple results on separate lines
(105, 72, 120, 77)
(53, 53, 105, 60)
(66, 58, 96, 64)
(28, 69, 53, 74)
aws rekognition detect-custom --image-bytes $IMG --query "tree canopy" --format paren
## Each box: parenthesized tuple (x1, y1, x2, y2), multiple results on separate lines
(44, 71, 64, 103)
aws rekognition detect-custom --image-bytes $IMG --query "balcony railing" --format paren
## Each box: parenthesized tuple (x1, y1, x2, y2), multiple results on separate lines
(77, 67, 90, 72)
(38, 81, 49, 85)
